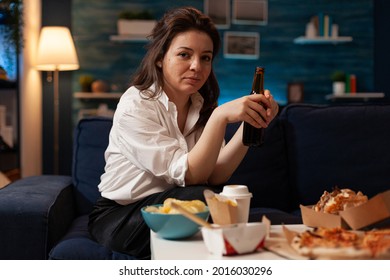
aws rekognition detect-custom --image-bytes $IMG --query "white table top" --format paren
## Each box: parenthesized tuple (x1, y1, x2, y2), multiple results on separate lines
(151, 224, 308, 260)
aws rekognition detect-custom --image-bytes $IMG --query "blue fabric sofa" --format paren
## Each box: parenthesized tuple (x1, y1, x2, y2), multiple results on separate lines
(1, 103, 390, 259)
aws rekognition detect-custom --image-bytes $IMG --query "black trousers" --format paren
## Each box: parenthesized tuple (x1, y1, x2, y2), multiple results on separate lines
(88, 185, 222, 259)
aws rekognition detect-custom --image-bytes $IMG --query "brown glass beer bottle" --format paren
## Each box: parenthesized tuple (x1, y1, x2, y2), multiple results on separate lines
(242, 67, 265, 146)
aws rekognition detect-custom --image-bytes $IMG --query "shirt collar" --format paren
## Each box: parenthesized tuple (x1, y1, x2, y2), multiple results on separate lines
(155, 86, 204, 114)
(190, 91, 204, 112)
(184, 92, 204, 135)
(156, 87, 204, 135)
(158, 90, 170, 111)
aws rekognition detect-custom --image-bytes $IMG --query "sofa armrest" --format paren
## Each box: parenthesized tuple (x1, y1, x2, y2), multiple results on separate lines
(0, 175, 76, 259)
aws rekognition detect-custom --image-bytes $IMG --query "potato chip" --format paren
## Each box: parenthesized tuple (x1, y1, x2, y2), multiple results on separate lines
(144, 198, 206, 214)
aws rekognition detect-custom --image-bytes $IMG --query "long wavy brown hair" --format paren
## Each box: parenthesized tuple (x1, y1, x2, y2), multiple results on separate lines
(131, 6, 221, 128)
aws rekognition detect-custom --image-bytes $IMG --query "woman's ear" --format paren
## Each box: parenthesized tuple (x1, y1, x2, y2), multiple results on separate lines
(156, 61, 162, 68)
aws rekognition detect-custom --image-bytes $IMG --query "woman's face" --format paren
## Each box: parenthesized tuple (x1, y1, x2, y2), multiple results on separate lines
(160, 30, 213, 100)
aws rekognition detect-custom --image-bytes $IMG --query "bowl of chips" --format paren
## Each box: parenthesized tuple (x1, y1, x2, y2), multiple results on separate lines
(141, 198, 210, 239)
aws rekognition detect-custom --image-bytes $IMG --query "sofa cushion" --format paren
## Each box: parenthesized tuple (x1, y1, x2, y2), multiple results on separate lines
(280, 103, 390, 207)
(0, 175, 74, 259)
(73, 117, 113, 215)
(225, 118, 292, 212)
(49, 215, 137, 260)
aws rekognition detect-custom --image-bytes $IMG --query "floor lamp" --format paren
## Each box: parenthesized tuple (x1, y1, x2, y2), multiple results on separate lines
(36, 26, 79, 174)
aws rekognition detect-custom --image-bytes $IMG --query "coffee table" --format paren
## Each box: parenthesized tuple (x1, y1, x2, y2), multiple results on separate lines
(151, 224, 308, 260)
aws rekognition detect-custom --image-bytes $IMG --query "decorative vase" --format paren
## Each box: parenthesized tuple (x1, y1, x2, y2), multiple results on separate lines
(333, 81, 345, 96)
(91, 80, 110, 93)
(117, 19, 157, 36)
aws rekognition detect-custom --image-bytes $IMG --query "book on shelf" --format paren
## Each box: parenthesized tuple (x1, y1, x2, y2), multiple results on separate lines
(309, 13, 336, 38)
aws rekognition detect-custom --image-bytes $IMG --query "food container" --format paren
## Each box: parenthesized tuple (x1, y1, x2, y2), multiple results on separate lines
(141, 204, 209, 239)
(204, 189, 238, 225)
(201, 222, 266, 256)
(301, 190, 390, 230)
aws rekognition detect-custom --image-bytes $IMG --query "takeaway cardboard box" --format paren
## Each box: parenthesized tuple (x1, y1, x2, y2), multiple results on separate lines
(300, 190, 390, 230)
(201, 190, 267, 256)
(204, 189, 238, 225)
(201, 223, 267, 256)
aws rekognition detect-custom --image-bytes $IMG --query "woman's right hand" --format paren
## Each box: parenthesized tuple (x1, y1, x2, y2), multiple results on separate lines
(215, 91, 274, 129)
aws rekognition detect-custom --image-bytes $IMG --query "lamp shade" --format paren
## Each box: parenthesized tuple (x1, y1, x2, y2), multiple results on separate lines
(36, 26, 79, 71)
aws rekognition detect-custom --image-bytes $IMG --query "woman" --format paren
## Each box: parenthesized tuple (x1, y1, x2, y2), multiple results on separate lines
(88, 6, 279, 259)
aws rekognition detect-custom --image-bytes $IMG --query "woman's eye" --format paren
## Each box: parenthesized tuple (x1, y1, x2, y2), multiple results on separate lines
(202, 55, 212, 62)
(179, 52, 189, 58)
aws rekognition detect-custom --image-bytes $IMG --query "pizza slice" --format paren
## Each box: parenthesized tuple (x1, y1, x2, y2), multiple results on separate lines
(362, 229, 390, 258)
(290, 227, 371, 259)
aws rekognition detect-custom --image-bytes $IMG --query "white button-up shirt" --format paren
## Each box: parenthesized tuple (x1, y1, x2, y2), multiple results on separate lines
(98, 86, 205, 205)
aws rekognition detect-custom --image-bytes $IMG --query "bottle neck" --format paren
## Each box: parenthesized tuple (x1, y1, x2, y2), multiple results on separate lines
(251, 71, 264, 94)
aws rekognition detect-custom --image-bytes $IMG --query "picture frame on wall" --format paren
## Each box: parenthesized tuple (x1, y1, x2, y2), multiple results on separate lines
(232, 0, 268, 25)
(287, 82, 304, 103)
(204, 0, 230, 29)
(224, 31, 260, 59)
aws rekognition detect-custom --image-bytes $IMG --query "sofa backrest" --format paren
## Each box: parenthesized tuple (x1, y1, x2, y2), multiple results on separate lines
(73, 117, 113, 215)
(225, 118, 292, 212)
(72, 115, 293, 214)
(280, 103, 390, 208)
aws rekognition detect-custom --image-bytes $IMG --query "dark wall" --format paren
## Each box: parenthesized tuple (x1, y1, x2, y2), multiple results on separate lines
(72, 0, 374, 105)
(374, 0, 390, 99)
(41, 0, 73, 175)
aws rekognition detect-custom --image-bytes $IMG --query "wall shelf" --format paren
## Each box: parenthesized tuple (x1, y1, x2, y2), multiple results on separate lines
(74, 92, 122, 99)
(74, 92, 120, 120)
(109, 35, 148, 42)
(325, 92, 385, 101)
(294, 36, 353, 44)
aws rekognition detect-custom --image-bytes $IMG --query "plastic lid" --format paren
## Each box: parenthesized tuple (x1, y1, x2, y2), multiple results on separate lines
(220, 185, 253, 198)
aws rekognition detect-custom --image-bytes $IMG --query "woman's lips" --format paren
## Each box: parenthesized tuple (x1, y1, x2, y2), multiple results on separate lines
(184, 77, 201, 85)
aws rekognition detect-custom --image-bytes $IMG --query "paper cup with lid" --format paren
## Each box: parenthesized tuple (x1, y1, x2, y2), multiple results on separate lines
(220, 185, 252, 223)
